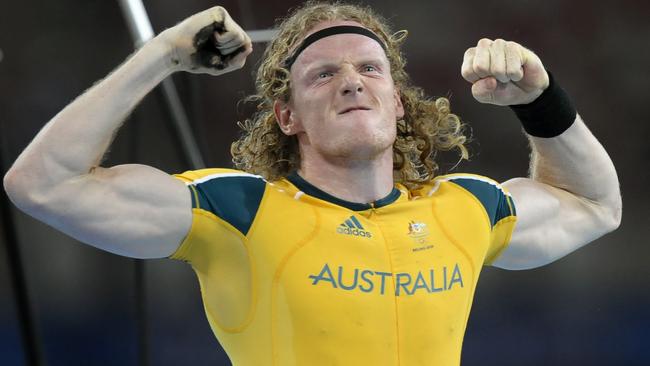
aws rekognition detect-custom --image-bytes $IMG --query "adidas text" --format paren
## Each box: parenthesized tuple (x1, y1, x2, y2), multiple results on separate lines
(336, 226, 372, 238)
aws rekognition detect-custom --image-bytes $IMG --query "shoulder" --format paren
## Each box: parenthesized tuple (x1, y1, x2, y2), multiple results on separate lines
(434, 173, 507, 194)
(422, 173, 517, 228)
(173, 168, 264, 184)
(173, 168, 267, 235)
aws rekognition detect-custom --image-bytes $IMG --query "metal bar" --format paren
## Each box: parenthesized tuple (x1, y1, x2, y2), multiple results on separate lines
(158, 79, 206, 169)
(117, 0, 155, 48)
(248, 29, 279, 43)
(117, 0, 206, 169)
(116, 0, 279, 167)
(0, 125, 44, 365)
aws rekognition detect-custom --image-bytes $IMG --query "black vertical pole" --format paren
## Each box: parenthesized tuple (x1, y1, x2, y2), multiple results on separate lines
(134, 259, 149, 366)
(127, 109, 149, 366)
(0, 124, 44, 366)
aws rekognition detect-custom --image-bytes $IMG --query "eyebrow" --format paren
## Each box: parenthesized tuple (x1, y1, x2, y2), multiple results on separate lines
(302, 57, 388, 76)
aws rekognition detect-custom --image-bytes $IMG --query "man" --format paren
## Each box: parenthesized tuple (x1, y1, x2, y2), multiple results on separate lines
(3, 2, 621, 365)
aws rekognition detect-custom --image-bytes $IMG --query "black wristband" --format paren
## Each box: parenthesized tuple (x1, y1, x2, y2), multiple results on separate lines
(510, 71, 577, 138)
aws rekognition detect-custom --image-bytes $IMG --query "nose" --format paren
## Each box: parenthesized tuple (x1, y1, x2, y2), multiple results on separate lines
(340, 69, 364, 96)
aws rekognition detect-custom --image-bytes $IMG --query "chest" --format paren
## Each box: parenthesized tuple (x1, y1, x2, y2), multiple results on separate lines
(249, 194, 491, 306)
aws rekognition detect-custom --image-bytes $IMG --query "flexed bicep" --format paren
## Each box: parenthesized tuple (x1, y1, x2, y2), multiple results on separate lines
(11, 164, 193, 259)
(493, 177, 617, 270)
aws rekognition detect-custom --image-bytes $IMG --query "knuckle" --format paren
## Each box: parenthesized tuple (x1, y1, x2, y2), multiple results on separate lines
(492, 63, 505, 74)
(473, 61, 489, 75)
(495, 73, 509, 83)
(214, 6, 227, 17)
(489, 47, 504, 63)
(474, 68, 489, 78)
(478, 38, 493, 46)
(509, 69, 524, 80)
(506, 41, 520, 50)
(206, 6, 225, 22)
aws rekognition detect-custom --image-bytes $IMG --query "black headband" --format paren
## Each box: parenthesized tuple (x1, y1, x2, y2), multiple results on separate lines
(283, 25, 387, 70)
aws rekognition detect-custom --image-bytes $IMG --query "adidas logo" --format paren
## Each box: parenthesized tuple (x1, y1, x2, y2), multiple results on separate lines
(336, 215, 372, 238)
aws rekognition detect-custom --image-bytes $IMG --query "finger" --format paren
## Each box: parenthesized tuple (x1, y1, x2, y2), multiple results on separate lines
(213, 13, 243, 43)
(230, 44, 253, 68)
(216, 19, 251, 53)
(221, 36, 253, 67)
(207, 6, 229, 27)
(472, 38, 492, 78)
(216, 33, 246, 51)
(471, 77, 498, 103)
(214, 30, 238, 46)
(489, 39, 508, 83)
(222, 32, 252, 54)
(196, 6, 228, 41)
(505, 41, 524, 82)
(461, 48, 480, 83)
(182, 6, 224, 28)
(198, 7, 239, 47)
(220, 44, 246, 57)
(220, 43, 246, 55)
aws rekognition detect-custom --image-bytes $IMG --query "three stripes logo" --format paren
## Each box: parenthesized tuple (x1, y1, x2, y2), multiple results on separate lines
(336, 215, 372, 238)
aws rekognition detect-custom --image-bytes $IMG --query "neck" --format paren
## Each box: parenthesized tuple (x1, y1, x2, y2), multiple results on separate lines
(297, 148, 394, 204)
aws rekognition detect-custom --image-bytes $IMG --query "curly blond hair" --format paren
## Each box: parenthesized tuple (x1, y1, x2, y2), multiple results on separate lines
(231, 1, 468, 187)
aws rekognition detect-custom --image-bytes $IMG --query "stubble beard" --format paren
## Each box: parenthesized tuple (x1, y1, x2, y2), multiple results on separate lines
(319, 123, 396, 163)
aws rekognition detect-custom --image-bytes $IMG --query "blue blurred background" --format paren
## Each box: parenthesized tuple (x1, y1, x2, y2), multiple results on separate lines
(0, 0, 648, 365)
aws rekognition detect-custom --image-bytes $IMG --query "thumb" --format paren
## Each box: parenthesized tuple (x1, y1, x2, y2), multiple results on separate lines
(471, 77, 498, 103)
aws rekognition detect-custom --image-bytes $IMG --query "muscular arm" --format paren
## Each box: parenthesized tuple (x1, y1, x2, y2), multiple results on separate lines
(497, 116, 621, 269)
(3, 7, 252, 258)
(461, 39, 621, 270)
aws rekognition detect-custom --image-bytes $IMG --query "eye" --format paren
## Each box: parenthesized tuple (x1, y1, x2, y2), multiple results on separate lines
(362, 65, 377, 72)
(317, 71, 333, 79)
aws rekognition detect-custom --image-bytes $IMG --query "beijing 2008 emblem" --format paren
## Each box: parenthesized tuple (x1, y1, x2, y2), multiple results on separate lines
(408, 221, 432, 250)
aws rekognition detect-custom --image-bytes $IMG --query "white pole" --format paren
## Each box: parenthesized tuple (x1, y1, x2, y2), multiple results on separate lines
(117, 0, 155, 48)
(117, 0, 206, 169)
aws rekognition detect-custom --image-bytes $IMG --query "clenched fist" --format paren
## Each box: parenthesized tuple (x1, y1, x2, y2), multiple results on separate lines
(461, 38, 549, 106)
(157, 6, 252, 76)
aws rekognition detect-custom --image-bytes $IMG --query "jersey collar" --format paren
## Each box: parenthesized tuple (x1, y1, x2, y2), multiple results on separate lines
(286, 172, 402, 211)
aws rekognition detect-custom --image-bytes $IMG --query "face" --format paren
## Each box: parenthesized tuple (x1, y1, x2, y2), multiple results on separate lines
(275, 20, 404, 162)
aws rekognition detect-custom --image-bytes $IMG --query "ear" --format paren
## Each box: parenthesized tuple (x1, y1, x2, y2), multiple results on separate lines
(273, 100, 299, 135)
(394, 88, 405, 119)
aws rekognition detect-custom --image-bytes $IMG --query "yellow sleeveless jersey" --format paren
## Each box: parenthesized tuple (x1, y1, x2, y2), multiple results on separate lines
(169, 168, 517, 366)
